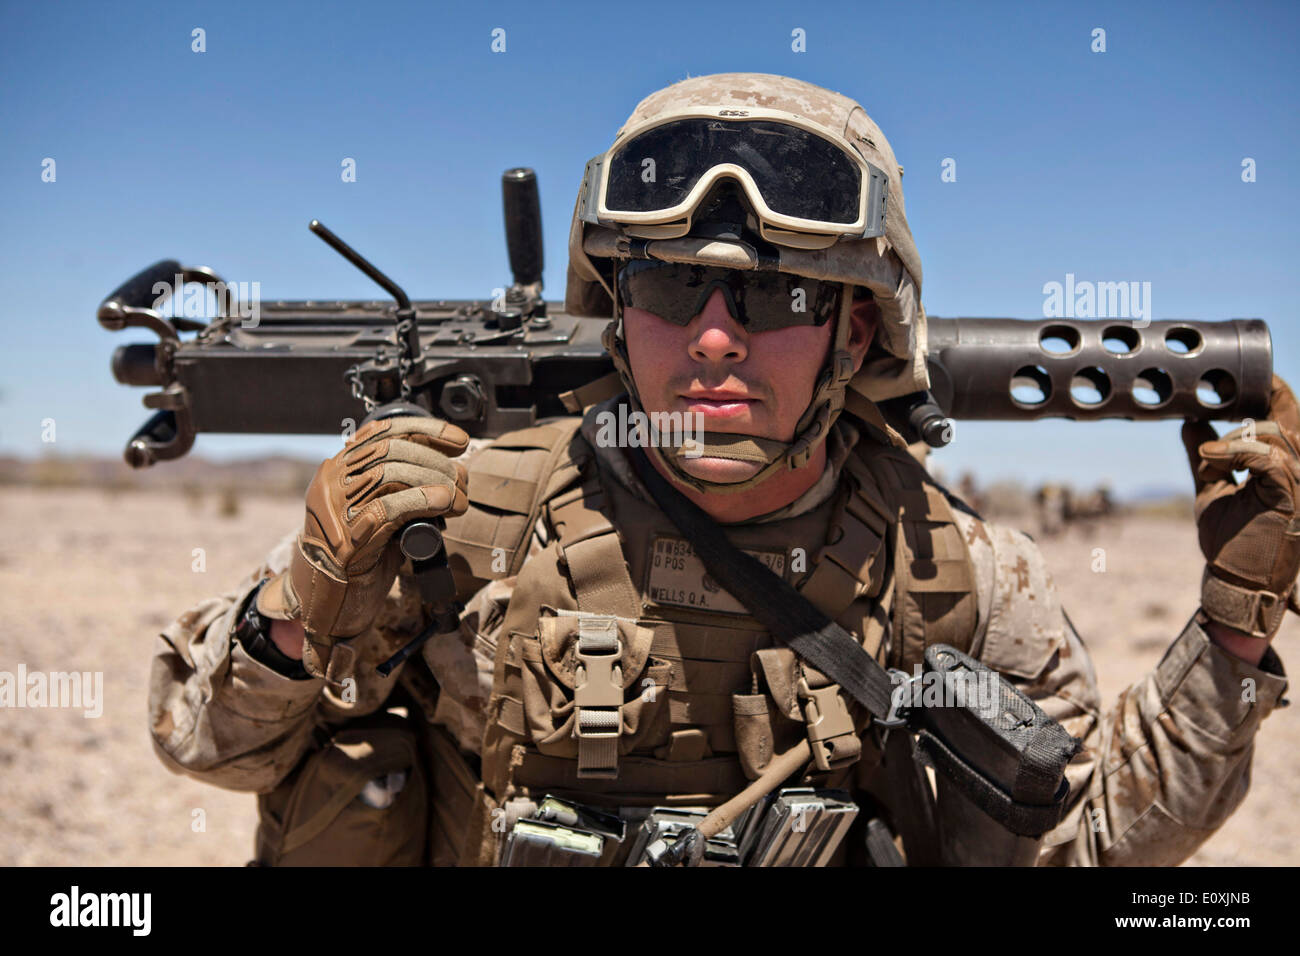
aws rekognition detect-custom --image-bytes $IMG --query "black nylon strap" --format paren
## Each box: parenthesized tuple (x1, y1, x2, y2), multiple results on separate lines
(1013, 720, 1082, 807)
(630, 447, 897, 720)
(916, 730, 1069, 836)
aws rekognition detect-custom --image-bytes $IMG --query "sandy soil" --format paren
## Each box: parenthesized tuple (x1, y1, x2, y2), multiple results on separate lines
(0, 486, 1294, 866)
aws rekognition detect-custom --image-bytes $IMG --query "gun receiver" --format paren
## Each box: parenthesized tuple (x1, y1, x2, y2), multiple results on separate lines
(99, 170, 1274, 466)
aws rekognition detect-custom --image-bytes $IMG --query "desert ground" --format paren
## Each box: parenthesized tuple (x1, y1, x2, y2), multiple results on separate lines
(1, 484, 1295, 866)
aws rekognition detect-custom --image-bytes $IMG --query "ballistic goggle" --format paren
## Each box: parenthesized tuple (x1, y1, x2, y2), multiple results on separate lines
(617, 260, 843, 332)
(579, 108, 890, 250)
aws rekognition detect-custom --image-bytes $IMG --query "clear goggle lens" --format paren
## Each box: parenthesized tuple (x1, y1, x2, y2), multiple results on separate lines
(588, 117, 888, 240)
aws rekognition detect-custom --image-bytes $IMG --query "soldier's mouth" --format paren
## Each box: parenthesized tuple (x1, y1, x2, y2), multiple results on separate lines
(683, 398, 754, 418)
(681, 391, 757, 418)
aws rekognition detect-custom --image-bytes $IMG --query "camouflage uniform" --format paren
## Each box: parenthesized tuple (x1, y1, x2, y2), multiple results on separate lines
(149, 412, 1289, 865)
(148, 72, 1290, 865)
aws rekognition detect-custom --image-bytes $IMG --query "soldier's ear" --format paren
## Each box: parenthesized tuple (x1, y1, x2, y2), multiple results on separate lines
(847, 290, 879, 373)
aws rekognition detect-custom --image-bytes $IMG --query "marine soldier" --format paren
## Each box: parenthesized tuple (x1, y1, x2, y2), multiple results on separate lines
(1067, 484, 1116, 535)
(1035, 483, 1069, 537)
(148, 73, 1297, 866)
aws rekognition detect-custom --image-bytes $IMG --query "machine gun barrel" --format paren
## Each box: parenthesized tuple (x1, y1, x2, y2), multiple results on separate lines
(923, 316, 1272, 422)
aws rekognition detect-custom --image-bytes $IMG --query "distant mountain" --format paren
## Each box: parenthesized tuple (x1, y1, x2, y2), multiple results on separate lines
(1124, 484, 1192, 504)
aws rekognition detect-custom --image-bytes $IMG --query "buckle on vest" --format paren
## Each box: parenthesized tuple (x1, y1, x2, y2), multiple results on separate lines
(573, 616, 623, 780)
(798, 678, 860, 773)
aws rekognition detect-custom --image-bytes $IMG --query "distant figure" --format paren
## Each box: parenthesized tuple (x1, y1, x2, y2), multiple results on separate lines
(956, 471, 986, 515)
(1067, 484, 1116, 535)
(1035, 483, 1069, 537)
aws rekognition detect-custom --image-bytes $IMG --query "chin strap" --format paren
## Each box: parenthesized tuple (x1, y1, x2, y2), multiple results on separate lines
(601, 281, 858, 496)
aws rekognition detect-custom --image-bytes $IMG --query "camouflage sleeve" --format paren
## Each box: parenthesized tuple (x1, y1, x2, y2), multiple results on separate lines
(148, 530, 324, 793)
(957, 513, 1290, 866)
(148, 529, 438, 793)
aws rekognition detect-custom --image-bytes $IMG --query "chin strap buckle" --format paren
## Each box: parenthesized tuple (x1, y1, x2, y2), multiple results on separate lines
(832, 350, 856, 387)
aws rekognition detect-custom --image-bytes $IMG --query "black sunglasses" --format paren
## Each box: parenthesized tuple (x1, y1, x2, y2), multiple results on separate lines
(617, 261, 841, 332)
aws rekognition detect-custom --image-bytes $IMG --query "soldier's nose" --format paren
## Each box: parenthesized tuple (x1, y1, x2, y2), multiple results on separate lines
(689, 289, 747, 364)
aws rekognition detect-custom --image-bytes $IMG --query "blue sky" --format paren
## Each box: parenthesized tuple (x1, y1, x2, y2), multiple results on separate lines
(1, 0, 1296, 496)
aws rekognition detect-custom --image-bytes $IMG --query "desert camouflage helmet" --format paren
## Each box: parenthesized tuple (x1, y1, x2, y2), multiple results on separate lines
(567, 72, 929, 401)
(566, 73, 927, 493)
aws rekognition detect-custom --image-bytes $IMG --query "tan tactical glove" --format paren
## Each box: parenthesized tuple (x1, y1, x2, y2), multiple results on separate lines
(258, 416, 470, 679)
(1182, 375, 1300, 641)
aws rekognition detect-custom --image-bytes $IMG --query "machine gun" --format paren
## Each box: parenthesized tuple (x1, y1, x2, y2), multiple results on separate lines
(99, 168, 1274, 467)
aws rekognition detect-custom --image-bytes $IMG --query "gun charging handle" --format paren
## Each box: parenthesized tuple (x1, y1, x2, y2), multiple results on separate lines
(503, 168, 543, 286)
(498, 168, 546, 328)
